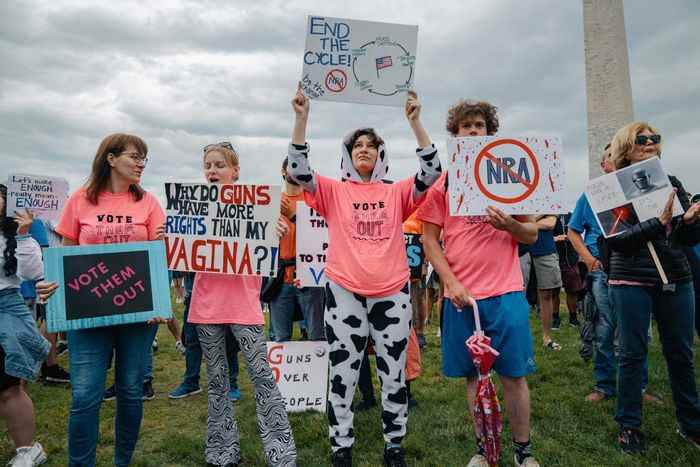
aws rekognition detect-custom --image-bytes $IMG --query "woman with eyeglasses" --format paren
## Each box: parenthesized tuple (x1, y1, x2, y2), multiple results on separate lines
(604, 122, 700, 454)
(37, 133, 166, 466)
(287, 85, 441, 467)
(186, 142, 296, 467)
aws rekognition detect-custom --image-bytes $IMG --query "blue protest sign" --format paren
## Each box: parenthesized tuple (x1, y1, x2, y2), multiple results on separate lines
(43, 241, 172, 332)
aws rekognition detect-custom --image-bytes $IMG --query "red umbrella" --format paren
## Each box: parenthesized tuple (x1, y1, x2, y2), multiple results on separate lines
(465, 298, 503, 467)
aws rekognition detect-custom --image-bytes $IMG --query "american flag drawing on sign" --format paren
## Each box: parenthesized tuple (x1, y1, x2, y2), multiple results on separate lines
(375, 56, 393, 77)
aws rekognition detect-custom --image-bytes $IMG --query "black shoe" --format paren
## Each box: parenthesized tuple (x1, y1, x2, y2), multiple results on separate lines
(551, 314, 561, 330)
(104, 384, 116, 401)
(618, 427, 645, 454)
(331, 447, 352, 467)
(408, 398, 418, 411)
(384, 446, 407, 467)
(417, 333, 426, 350)
(569, 316, 580, 327)
(56, 342, 68, 357)
(143, 381, 155, 401)
(354, 397, 377, 412)
(44, 364, 70, 383)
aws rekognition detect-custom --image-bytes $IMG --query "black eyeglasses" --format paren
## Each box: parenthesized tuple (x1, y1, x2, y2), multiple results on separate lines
(634, 134, 661, 145)
(203, 141, 234, 153)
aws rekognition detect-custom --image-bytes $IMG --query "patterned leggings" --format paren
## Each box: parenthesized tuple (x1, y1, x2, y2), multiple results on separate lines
(197, 324, 297, 466)
(324, 280, 412, 451)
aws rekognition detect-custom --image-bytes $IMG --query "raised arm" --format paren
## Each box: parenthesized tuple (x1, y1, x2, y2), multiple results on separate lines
(287, 84, 318, 194)
(405, 91, 441, 200)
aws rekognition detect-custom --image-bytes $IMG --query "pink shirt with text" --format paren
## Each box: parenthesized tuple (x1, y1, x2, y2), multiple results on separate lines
(304, 175, 417, 297)
(416, 174, 523, 300)
(188, 273, 264, 325)
(56, 188, 165, 245)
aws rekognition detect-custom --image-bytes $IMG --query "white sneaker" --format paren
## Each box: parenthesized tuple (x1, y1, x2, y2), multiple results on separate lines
(467, 454, 489, 467)
(7, 442, 47, 467)
(514, 455, 540, 467)
(175, 340, 186, 355)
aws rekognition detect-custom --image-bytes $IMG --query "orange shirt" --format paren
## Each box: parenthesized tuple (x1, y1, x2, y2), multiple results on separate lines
(279, 192, 304, 284)
(403, 211, 423, 235)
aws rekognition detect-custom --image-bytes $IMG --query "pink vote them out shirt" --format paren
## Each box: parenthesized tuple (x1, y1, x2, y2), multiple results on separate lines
(416, 174, 523, 300)
(304, 175, 418, 297)
(56, 187, 165, 245)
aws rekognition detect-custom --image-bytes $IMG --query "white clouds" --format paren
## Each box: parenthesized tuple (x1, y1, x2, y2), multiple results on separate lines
(1, 0, 699, 207)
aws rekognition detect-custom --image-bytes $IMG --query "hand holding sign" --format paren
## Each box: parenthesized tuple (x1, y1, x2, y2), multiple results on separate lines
(485, 206, 515, 232)
(36, 280, 59, 303)
(658, 189, 677, 226)
(292, 83, 310, 120)
(13, 209, 34, 235)
(683, 200, 700, 225)
(405, 90, 420, 121)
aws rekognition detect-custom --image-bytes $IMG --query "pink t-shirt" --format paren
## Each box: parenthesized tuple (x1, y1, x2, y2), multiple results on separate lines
(188, 273, 263, 325)
(56, 187, 165, 245)
(416, 174, 523, 300)
(304, 175, 417, 297)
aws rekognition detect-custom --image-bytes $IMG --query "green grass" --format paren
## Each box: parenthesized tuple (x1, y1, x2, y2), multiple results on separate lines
(3, 298, 700, 466)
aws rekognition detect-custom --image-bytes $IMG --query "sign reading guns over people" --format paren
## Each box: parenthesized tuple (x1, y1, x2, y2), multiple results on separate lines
(164, 183, 281, 276)
(301, 15, 417, 107)
(6, 174, 69, 221)
(447, 136, 567, 215)
(43, 241, 172, 332)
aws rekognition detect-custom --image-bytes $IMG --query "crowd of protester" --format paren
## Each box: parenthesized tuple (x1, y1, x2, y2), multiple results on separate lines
(1, 88, 699, 467)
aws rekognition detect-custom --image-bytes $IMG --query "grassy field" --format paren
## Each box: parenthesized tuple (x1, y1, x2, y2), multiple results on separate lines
(2, 298, 700, 467)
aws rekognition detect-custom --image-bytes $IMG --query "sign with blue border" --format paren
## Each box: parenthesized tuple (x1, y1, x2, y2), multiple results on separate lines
(44, 241, 172, 332)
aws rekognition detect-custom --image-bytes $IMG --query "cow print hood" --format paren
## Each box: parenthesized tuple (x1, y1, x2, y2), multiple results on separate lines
(340, 130, 389, 183)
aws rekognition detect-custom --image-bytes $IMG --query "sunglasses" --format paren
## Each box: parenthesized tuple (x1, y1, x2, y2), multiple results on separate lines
(203, 141, 234, 153)
(634, 134, 661, 145)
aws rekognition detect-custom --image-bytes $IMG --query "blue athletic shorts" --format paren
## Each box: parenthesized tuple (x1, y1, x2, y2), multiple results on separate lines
(441, 291, 536, 378)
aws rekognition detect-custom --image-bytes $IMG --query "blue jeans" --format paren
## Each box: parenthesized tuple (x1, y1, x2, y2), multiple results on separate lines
(181, 293, 239, 390)
(67, 323, 157, 467)
(269, 284, 325, 341)
(589, 270, 649, 396)
(611, 282, 700, 434)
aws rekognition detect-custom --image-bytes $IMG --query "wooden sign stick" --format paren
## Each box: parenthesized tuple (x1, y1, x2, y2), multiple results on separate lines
(647, 241, 669, 285)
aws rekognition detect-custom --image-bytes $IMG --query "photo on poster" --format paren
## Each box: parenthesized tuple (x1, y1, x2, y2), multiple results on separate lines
(615, 158, 668, 201)
(595, 203, 640, 237)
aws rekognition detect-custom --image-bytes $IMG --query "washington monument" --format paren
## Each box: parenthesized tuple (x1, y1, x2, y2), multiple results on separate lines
(583, 0, 634, 178)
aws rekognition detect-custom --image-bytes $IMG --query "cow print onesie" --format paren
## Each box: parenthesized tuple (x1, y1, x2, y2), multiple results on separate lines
(287, 131, 441, 451)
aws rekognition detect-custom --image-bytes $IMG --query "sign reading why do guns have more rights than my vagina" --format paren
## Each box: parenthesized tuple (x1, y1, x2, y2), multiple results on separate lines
(267, 340, 329, 413)
(43, 241, 172, 332)
(164, 183, 281, 277)
(6, 174, 69, 221)
(301, 15, 418, 107)
(296, 204, 329, 287)
(447, 136, 567, 216)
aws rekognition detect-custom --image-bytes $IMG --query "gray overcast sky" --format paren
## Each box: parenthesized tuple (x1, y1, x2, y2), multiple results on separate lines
(1, 0, 698, 208)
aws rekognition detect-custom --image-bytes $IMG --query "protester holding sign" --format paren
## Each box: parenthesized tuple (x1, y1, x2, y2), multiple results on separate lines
(187, 143, 296, 467)
(0, 184, 51, 467)
(37, 133, 165, 466)
(419, 99, 540, 467)
(287, 85, 440, 467)
(269, 158, 325, 342)
(602, 122, 700, 454)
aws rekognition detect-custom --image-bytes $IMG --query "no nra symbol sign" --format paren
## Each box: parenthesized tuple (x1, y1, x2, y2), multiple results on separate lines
(474, 139, 541, 204)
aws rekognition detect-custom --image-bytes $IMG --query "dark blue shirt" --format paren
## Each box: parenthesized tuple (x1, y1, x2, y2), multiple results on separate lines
(568, 194, 602, 259)
(531, 226, 556, 257)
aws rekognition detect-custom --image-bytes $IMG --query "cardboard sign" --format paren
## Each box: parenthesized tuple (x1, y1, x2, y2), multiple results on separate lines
(585, 157, 683, 238)
(447, 136, 566, 215)
(296, 205, 329, 287)
(404, 233, 424, 279)
(266, 341, 329, 413)
(301, 15, 418, 107)
(163, 183, 281, 276)
(43, 241, 172, 332)
(6, 174, 69, 221)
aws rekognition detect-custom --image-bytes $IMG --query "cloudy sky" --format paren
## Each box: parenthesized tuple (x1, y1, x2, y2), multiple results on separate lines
(1, 0, 698, 209)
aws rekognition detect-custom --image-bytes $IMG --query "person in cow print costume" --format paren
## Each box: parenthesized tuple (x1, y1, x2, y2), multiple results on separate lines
(287, 84, 441, 467)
